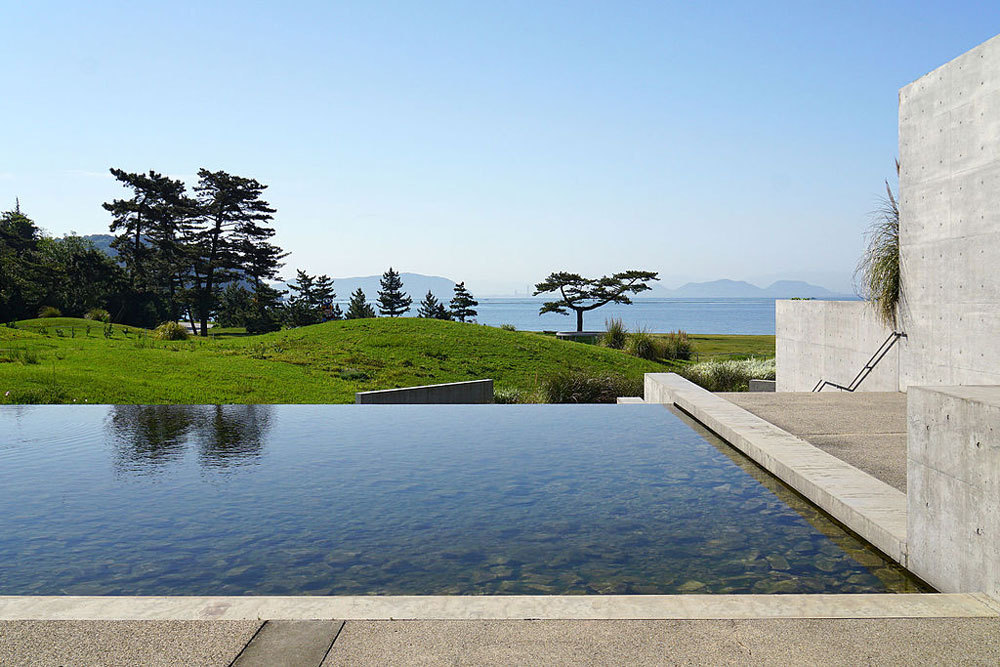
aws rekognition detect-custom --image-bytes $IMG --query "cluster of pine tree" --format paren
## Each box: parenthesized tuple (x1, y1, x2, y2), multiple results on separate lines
(0, 201, 123, 322)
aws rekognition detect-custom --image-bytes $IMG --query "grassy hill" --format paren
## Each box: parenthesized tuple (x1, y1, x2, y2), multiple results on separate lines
(0, 318, 773, 404)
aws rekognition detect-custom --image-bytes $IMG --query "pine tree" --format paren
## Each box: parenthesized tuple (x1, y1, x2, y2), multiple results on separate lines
(346, 288, 376, 319)
(189, 169, 278, 336)
(449, 282, 479, 322)
(376, 267, 412, 317)
(417, 291, 450, 319)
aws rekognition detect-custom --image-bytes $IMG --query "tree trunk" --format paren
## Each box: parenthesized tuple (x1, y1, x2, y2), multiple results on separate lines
(576, 309, 584, 332)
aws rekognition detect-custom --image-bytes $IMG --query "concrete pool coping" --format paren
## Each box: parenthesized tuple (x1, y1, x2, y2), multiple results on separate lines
(642, 373, 909, 567)
(2, 593, 998, 620)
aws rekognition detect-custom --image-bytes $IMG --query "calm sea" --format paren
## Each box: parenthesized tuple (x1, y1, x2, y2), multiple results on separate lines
(466, 297, 856, 335)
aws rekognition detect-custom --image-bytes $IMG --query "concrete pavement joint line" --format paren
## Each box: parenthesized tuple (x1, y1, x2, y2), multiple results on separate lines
(230, 620, 344, 666)
(645, 373, 909, 565)
(0, 595, 996, 621)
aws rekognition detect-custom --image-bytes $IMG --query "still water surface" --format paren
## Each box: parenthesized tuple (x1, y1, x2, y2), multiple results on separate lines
(0, 404, 924, 595)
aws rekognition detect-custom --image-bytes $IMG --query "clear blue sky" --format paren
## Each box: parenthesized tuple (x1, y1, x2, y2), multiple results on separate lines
(2, 1, 998, 294)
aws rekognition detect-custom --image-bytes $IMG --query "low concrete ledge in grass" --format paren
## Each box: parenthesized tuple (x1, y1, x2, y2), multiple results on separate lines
(355, 379, 494, 404)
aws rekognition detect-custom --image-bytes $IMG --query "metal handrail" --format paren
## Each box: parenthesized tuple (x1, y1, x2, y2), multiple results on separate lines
(812, 331, 906, 392)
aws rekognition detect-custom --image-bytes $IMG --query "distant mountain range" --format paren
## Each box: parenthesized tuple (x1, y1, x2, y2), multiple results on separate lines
(648, 279, 845, 298)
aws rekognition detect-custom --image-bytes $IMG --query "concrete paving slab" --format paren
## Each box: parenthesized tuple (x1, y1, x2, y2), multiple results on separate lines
(1, 594, 995, 621)
(721, 392, 907, 492)
(232, 620, 343, 666)
(0, 620, 261, 667)
(323, 618, 1000, 666)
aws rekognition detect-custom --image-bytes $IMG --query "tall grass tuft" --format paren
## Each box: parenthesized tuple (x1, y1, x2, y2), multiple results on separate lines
(37, 306, 61, 318)
(625, 328, 665, 361)
(85, 308, 111, 323)
(153, 321, 189, 341)
(663, 330, 693, 360)
(680, 357, 775, 392)
(601, 318, 627, 350)
(542, 369, 641, 403)
(856, 171, 901, 328)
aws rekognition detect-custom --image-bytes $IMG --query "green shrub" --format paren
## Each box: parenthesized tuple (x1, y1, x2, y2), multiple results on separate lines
(493, 387, 526, 404)
(625, 329, 666, 361)
(680, 357, 775, 392)
(601, 318, 627, 350)
(85, 308, 111, 323)
(152, 321, 189, 341)
(663, 330, 693, 360)
(499, 323, 517, 331)
(37, 306, 61, 318)
(541, 369, 641, 403)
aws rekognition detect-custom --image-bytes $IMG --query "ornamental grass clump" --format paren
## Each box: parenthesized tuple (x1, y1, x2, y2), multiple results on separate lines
(37, 306, 61, 318)
(601, 317, 627, 350)
(663, 330, 693, 360)
(85, 308, 111, 323)
(153, 321, 189, 341)
(542, 369, 641, 403)
(681, 357, 775, 392)
(856, 172, 901, 328)
(625, 328, 666, 361)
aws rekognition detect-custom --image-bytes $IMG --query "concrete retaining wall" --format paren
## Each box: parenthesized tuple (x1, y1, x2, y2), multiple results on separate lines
(776, 300, 899, 392)
(907, 386, 1000, 597)
(355, 380, 493, 404)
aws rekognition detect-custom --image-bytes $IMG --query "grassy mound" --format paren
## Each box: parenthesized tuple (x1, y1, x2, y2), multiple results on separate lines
(0, 318, 673, 404)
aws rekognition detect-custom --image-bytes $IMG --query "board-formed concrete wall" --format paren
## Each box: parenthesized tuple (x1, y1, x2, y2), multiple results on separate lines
(776, 300, 898, 392)
(897, 34, 1000, 387)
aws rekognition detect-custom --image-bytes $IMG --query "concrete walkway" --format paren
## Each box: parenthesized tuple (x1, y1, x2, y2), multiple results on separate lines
(5, 616, 1000, 666)
(721, 392, 907, 492)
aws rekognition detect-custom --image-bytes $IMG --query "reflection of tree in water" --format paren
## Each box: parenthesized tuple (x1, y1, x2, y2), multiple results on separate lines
(196, 405, 271, 468)
(108, 405, 272, 474)
(110, 405, 199, 473)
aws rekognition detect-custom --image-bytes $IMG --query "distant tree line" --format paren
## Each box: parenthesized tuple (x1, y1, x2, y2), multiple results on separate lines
(1, 177, 480, 330)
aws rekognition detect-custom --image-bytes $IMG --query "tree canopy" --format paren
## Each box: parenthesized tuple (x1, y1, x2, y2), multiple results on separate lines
(449, 282, 478, 322)
(534, 270, 659, 331)
(377, 267, 412, 317)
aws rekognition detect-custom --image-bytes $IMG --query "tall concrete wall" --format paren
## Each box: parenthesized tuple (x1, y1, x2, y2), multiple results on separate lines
(898, 34, 1000, 387)
(776, 300, 898, 392)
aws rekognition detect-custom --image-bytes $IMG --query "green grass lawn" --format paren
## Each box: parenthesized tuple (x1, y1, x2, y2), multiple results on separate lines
(0, 318, 773, 404)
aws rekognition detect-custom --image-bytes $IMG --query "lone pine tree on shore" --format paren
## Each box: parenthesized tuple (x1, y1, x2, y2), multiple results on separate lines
(377, 267, 412, 317)
(417, 291, 451, 319)
(449, 282, 478, 322)
(346, 288, 376, 319)
(534, 270, 659, 332)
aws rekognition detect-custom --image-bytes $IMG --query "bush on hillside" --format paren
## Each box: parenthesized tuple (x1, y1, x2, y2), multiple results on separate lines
(600, 318, 627, 350)
(153, 321, 189, 341)
(85, 308, 111, 323)
(542, 369, 641, 403)
(663, 330, 693, 360)
(624, 329, 666, 361)
(499, 323, 516, 331)
(680, 357, 775, 392)
(37, 306, 61, 318)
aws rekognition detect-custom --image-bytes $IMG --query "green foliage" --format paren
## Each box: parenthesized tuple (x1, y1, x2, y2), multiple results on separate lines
(37, 305, 61, 318)
(376, 267, 412, 317)
(855, 172, 901, 328)
(345, 288, 376, 319)
(681, 357, 776, 392)
(499, 323, 517, 331)
(625, 328, 666, 360)
(541, 369, 642, 403)
(85, 308, 111, 323)
(153, 321, 190, 341)
(534, 269, 659, 332)
(600, 318, 627, 349)
(663, 330, 693, 360)
(449, 282, 478, 322)
(417, 291, 451, 319)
